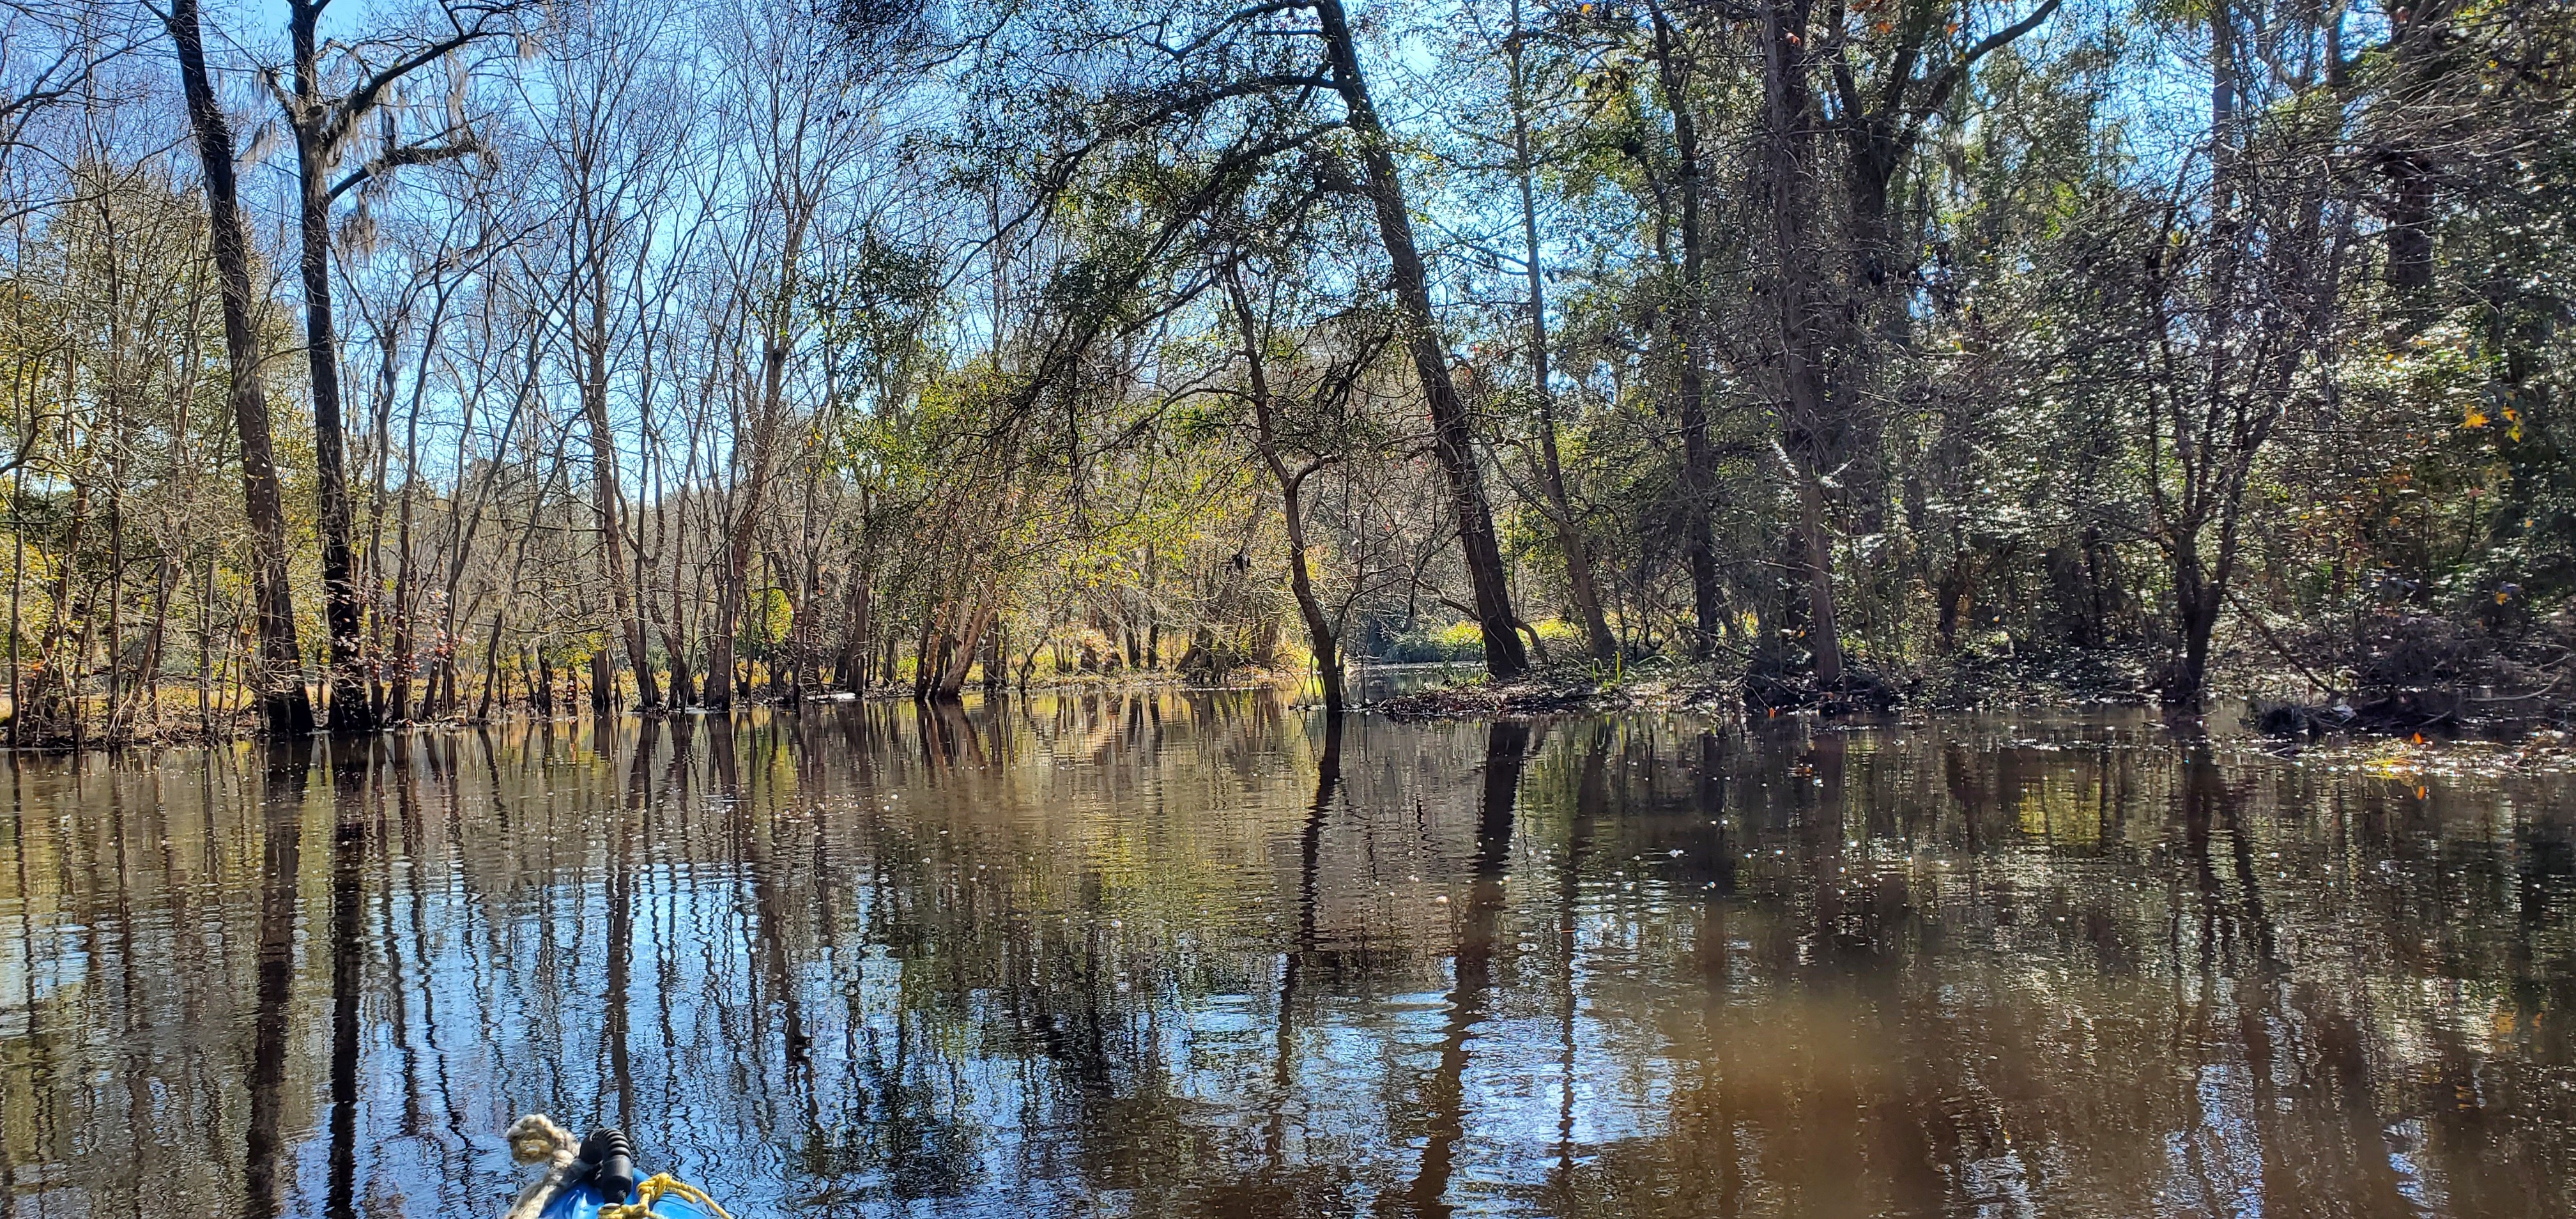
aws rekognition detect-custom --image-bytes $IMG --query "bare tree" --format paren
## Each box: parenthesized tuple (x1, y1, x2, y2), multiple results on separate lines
(525, 0, 696, 711)
(264, 0, 530, 730)
(162, 0, 314, 734)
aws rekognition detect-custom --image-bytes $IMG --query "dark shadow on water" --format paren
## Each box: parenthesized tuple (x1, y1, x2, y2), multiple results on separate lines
(1407, 720, 1530, 1219)
(325, 742, 369, 1219)
(245, 740, 310, 1219)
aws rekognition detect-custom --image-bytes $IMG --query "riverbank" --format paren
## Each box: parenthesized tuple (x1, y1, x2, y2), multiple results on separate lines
(1361, 648, 2148, 723)
(1361, 642, 2575, 742)
(1364, 661, 1733, 722)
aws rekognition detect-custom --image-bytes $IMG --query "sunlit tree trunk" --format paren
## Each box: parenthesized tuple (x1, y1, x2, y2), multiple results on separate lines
(165, 0, 311, 735)
(708, 383, 781, 709)
(1313, 0, 1529, 680)
(1224, 271, 1346, 714)
(1504, 4, 1617, 664)
(700, 0, 871, 710)
(933, 595, 994, 698)
(283, 2, 372, 732)
(579, 303, 656, 710)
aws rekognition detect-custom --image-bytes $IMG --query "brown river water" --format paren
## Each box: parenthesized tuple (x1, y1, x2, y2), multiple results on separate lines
(3, 694, 2572, 1217)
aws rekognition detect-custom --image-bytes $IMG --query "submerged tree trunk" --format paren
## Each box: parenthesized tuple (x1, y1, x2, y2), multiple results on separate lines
(1314, 0, 1529, 680)
(579, 317, 657, 710)
(166, 0, 312, 737)
(289, 129, 369, 731)
(935, 596, 995, 698)
(709, 277, 802, 709)
(1225, 271, 1346, 714)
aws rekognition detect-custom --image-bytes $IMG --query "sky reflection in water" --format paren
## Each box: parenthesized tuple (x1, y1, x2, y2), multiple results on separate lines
(2, 694, 2572, 1217)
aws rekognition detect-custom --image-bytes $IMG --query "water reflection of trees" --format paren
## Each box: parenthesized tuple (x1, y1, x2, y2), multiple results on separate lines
(0, 705, 2571, 1216)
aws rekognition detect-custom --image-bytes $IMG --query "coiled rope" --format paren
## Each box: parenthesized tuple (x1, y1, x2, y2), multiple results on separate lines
(598, 1173, 733, 1219)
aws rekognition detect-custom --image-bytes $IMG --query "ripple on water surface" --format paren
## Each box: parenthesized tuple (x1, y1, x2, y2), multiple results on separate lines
(1, 697, 2572, 1217)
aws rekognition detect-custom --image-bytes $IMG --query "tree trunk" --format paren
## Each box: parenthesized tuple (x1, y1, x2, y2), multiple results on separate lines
(707, 188, 813, 707)
(1285, 494, 1342, 714)
(127, 555, 180, 737)
(1798, 473, 1844, 688)
(9, 465, 21, 745)
(388, 385, 421, 723)
(1763, 0, 1846, 691)
(655, 519, 693, 708)
(1225, 270, 1347, 715)
(1314, 0, 1528, 680)
(1647, 4, 1724, 658)
(1506, 2, 1617, 664)
(834, 565, 873, 693)
(579, 300, 659, 709)
(663, 623, 694, 708)
(165, 0, 312, 737)
(1935, 565, 1968, 656)
(911, 616, 938, 700)
(934, 596, 993, 698)
(2158, 0, 2246, 718)
(285, 10, 372, 734)
(475, 609, 504, 720)
(2166, 533, 2220, 714)
(710, 359, 784, 709)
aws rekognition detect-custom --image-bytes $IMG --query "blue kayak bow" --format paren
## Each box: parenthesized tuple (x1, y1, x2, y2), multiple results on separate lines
(539, 1174, 731, 1219)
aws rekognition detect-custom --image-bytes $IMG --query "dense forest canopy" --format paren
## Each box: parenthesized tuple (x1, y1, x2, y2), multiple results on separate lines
(0, 0, 2568, 742)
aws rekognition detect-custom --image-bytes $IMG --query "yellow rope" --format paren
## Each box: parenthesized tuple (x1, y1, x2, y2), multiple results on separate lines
(597, 1173, 733, 1219)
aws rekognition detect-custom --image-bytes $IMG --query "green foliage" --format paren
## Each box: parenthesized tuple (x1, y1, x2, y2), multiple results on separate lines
(739, 588, 795, 656)
(1383, 620, 1489, 663)
(8, 0, 2575, 740)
